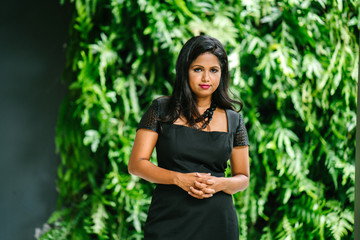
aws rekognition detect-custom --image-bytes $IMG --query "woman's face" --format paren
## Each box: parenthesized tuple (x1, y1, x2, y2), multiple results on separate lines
(188, 52, 221, 100)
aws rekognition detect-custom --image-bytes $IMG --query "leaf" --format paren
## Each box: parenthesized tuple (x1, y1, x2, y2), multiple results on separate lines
(91, 203, 109, 234)
(83, 130, 100, 152)
(49, 1, 357, 240)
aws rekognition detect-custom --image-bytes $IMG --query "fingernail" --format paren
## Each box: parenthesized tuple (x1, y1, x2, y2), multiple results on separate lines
(207, 173, 211, 175)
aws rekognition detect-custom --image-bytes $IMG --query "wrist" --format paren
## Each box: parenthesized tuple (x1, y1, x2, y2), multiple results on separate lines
(217, 177, 227, 192)
(171, 171, 182, 186)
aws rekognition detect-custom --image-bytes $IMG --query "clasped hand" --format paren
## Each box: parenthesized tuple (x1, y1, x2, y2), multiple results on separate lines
(177, 172, 222, 199)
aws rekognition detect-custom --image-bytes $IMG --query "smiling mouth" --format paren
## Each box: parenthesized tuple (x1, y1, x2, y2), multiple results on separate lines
(200, 84, 210, 89)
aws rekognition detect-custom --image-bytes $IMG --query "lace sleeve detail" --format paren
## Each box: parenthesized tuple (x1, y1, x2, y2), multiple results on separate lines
(234, 113, 249, 147)
(137, 99, 160, 133)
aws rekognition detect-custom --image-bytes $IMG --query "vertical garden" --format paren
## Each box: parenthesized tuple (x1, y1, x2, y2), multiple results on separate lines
(39, 0, 358, 239)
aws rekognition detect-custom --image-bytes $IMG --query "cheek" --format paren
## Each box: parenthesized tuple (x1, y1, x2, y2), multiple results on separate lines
(213, 74, 221, 87)
(188, 73, 198, 91)
(213, 81, 220, 91)
(188, 74, 195, 86)
(188, 72, 198, 82)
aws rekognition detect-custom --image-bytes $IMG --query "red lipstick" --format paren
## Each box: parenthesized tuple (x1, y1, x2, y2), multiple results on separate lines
(200, 84, 210, 89)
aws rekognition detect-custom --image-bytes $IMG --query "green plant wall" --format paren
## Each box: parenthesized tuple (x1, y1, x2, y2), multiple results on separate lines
(39, 0, 358, 239)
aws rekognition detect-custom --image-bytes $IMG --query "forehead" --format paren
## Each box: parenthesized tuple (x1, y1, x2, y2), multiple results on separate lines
(190, 52, 220, 66)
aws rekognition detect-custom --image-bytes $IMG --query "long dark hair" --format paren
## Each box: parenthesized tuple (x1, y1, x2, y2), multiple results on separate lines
(162, 35, 243, 128)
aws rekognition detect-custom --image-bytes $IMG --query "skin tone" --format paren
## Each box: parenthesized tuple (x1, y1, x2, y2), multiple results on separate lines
(128, 52, 250, 199)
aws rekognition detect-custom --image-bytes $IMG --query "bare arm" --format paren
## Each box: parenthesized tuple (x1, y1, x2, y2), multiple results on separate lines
(128, 129, 176, 183)
(223, 145, 250, 194)
(191, 145, 250, 195)
(128, 128, 213, 198)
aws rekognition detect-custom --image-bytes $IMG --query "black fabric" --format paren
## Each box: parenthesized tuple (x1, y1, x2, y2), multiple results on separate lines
(137, 97, 250, 147)
(233, 112, 249, 147)
(137, 99, 160, 133)
(137, 98, 249, 240)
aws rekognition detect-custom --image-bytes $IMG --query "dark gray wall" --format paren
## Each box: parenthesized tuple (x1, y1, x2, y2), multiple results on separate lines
(0, 1, 70, 239)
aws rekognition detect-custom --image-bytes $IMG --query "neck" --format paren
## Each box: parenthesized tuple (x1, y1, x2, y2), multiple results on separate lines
(196, 97, 212, 109)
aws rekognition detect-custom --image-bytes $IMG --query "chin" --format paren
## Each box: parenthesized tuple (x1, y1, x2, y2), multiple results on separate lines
(196, 93, 214, 98)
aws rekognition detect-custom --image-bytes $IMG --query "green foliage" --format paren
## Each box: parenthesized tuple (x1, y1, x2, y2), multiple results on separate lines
(40, 0, 358, 239)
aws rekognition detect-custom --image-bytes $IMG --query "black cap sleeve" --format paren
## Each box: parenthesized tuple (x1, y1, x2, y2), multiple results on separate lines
(233, 113, 249, 147)
(137, 99, 160, 133)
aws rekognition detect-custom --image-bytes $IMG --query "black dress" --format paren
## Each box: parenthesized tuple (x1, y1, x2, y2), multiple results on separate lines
(137, 97, 249, 240)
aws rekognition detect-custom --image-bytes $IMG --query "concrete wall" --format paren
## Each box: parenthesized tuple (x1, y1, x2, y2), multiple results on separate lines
(0, 1, 69, 239)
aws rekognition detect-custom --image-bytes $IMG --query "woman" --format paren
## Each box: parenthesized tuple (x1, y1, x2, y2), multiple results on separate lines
(128, 35, 250, 239)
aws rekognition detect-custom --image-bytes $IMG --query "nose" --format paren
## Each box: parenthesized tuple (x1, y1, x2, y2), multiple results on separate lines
(202, 70, 210, 82)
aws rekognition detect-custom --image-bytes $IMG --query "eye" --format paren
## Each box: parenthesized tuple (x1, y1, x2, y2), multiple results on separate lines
(194, 68, 202, 72)
(210, 68, 219, 73)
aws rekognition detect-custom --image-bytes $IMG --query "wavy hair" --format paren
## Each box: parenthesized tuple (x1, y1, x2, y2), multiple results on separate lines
(162, 35, 243, 128)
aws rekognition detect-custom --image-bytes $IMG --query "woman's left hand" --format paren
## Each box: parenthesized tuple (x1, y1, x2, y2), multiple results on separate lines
(189, 146, 250, 197)
(188, 172, 224, 197)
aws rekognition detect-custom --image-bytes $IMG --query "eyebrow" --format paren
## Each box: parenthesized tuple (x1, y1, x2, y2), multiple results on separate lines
(191, 65, 220, 68)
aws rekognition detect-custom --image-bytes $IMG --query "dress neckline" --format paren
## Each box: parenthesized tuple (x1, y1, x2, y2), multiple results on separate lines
(169, 109, 231, 134)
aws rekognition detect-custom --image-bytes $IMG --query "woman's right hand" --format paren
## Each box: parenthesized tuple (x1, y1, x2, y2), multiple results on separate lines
(174, 172, 215, 199)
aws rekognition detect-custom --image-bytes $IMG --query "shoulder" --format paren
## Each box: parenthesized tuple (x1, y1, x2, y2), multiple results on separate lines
(153, 96, 170, 117)
(137, 97, 171, 132)
(224, 109, 246, 133)
(145, 96, 170, 112)
(225, 108, 246, 119)
(153, 96, 170, 105)
(225, 108, 241, 120)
